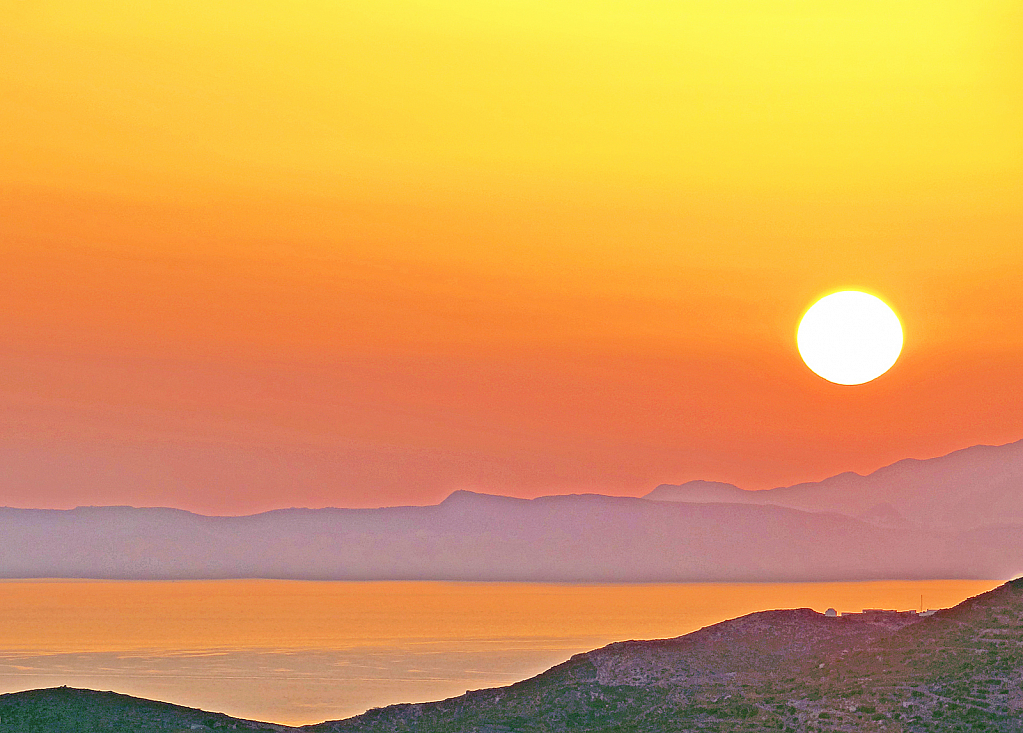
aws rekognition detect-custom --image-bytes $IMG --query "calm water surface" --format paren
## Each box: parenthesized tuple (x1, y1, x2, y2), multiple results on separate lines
(0, 579, 1002, 725)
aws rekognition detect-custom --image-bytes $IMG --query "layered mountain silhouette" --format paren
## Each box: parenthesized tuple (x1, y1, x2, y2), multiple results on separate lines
(648, 438, 1023, 532)
(4, 579, 1023, 731)
(1, 439, 1022, 581)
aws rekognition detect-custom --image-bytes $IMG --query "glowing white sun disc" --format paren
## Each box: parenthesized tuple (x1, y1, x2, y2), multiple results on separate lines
(797, 291, 903, 385)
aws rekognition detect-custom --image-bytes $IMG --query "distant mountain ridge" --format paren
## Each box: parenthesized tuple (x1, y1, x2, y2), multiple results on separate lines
(647, 438, 1023, 532)
(0, 493, 988, 581)
(1, 439, 1023, 581)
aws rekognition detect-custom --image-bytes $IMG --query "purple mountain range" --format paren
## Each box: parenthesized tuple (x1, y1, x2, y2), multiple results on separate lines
(1, 440, 1021, 581)
(646, 438, 1023, 532)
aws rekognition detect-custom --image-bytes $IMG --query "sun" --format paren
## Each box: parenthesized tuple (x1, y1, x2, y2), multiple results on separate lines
(797, 291, 903, 385)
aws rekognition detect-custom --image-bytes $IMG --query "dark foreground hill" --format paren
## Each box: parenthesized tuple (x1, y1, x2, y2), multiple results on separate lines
(0, 687, 297, 732)
(3, 580, 1023, 732)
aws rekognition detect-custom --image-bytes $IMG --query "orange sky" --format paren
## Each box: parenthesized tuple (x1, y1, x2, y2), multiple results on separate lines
(1, 0, 1021, 513)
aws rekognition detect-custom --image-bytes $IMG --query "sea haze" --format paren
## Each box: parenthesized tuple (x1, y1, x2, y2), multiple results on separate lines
(0, 579, 1000, 726)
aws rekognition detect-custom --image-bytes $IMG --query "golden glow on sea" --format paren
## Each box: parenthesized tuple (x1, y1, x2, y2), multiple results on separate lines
(0, 580, 1004, 724)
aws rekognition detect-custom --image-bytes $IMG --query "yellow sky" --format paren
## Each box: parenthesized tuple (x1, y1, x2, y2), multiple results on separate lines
(0, 1, 1021, 509)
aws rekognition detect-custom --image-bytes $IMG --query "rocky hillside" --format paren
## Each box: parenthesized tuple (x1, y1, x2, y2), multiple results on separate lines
(311, 578, 1023, 732)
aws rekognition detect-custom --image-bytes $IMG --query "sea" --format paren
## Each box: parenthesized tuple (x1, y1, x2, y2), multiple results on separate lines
(0, 579, 1001, 726)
